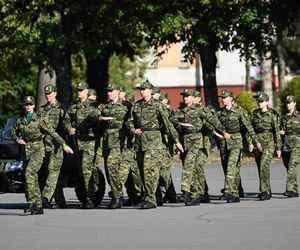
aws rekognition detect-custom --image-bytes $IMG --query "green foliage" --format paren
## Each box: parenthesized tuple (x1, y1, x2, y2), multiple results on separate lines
(236, 91, 257, 115)
(280, 75, 300, 110)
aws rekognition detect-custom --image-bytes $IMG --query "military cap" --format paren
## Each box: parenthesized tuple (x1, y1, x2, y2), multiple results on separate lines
(218, 89, 234, 98)
(44, 84, 57, 94)
(193, 90, 201, 97)
(88, 88, 97, 96)
(23, 96, 35, 105)
(284, 95, 296, 103)
(106, 83, 119, 91)
(159, 92, 168, 101)
(136, 79, 154, 90)
(180, 89, 194, 96)
(255, 92, 269, 102)
(76, 82, 89, 90)
(253, 91, 263, 99)
(152, 86, 161, 94)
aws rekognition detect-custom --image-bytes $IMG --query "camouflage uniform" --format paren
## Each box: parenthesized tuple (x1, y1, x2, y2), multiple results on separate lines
(280, 95, 300, 197)
(12, 100, 68, 210)
(171, 89, 225, 204)
(38, 87, 66, 205)
(217, 90, 259, 201)
(64, 95, 99, 207)
(250, 93, 281, 199)
(128, 81, 180, 208)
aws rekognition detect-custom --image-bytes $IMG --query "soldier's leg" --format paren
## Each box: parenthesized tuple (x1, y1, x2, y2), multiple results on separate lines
(257, 149, 273, 197)
(81, 149, 96, 203)
(181, 148, 198, 194)
(286, 150, 300, 194)
(25, 156, 44, 208)
(190, 149, 206, 198)
(42, 149, 63, 201)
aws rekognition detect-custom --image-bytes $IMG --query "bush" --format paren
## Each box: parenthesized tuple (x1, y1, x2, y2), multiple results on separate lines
(235, 91, 257, 115)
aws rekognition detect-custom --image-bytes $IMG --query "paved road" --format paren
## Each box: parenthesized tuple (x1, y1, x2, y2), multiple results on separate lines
(0, 162, 300, 250)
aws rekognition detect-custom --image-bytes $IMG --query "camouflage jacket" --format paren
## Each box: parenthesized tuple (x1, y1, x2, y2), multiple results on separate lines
(217, 105, 258, 150)
(250, 108, 282, 150)
(100, 99, 130, 150)
(127, 98, 179, 151)
(38, 100, 66, 152)
(12, 112, 67, 160)
(171, 104, 224, 150)
(64, 99, 100, 149)
(280, 110, 300, 151)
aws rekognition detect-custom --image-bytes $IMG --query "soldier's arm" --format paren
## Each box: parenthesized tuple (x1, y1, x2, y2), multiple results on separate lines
(199, 107, 226, 135)
(272, 113, 282, 150)
(239, 110, 259, 145)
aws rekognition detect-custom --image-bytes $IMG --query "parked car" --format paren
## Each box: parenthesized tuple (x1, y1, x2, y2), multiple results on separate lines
(0, 116, 105, 206)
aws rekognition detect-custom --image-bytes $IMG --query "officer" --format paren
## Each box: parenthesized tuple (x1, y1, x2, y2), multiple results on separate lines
(99, 84, 130, 209)
(12, 96, 73, 215)
(64, 82, 100, 209)
(38, 84, 68, 208)
(217, 89, 262, 203)
(128, 80, 184, 209)
(249, 92, 281, 200)
(171, 89, 228, 205)
(280, 95, 300, 198)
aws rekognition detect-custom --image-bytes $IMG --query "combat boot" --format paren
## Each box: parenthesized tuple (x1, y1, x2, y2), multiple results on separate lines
(259, 192, 269, 201)
(108, 197, 124, 209)
(284, 191, 299, 198)
(31, 207, 44, 215)
(178, 191, 190, 202)
(24, 204, 36, 214)
(185, 197, 201, 206)
(140, 201, 156, 209)
(227, 196, 240, 203)
(81, 198, 95, 209)
(200, 194, 210, 203)
(42, 197, 51, 209)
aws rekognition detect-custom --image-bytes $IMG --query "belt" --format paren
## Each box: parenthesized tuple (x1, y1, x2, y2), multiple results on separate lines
(142, 128, 160, 131)
(255, 128, 273, 133)
(108, 125, 123, 129)
(226, 130, 240, 134)
(27, 137, 43, 142)
(182, 128, 202, 135)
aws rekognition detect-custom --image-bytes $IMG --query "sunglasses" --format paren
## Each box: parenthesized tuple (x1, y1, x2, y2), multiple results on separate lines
(25, 103, 34, 106)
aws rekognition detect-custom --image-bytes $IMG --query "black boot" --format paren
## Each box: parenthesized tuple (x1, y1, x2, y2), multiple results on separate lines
(178, 191, 191, 202)
(42, 197, 52, 209)
(31, 207, 44, 215)
(24, 204, 36, 214)
(284, 191, 299, 198)
(108, 197, 123, 209)
(259, 192, 269, 201)
(81, 198, 95, 209)
(185, 197, 201, 206)
(140, 201, 156, 209)
(227, 196, 240, 203)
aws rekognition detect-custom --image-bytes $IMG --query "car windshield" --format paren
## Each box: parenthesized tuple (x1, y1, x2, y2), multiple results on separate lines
(1, 117, 19, 140)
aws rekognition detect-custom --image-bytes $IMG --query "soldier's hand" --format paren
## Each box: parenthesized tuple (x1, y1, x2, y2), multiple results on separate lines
(280, 130, 285, 135)
(68, 127, 76, 135)
(179, 122, 194, 128)
(214, 132, 224, 139)
(176, 142, 184, 153)
(134, 128, 142, 135)
(63, 145, 74, 154)
(276, 150, 281, 158)
(248, 144, 254, 152)
(16, 139, 26, 145)
(224, 132, 231, 140)
(256, 143, 263, 152)
(101, 116, 116, 121)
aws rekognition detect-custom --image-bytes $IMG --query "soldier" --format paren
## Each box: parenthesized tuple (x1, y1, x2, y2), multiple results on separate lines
(249, 92, 282, 200)
(99, 84, 131, 209)
(38, 84, 68, 208)
(217, 89, 262, 203)
(64, 82, 100, 209)
(128, 80, 184, 209)
(171, 89, 228, 206)
(88, 88, 98, 102)
(280, 95, 300, 198)
(12, 96, 73, 215)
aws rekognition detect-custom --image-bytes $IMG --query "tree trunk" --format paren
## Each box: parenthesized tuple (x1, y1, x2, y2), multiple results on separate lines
(49, 47, 73, 108)
(198, 43, 219, 111)
(245, 60, 251, 91)
(86, 52, 111, 103)
(261, 52, 273, 108)
(276, 34, 286, 89)
(36, 66, 57, 110)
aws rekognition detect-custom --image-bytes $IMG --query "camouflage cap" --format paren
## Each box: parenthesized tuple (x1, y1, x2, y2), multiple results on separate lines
(23, 96, 35, 105)
(253, 91, 263, 99)
(76, 82, 89, 90)
(218, 89, 234, 98)
(44, 84, 57, 94)
(193, 90, 201, 97)
(180, 89, 194, 96)
(284, 95, 296, 103)
(136, 79, 154, 90)
(152, 86, 161, 94)
(255, 92, 269, 102)
(106, 83, 119, 91)
(88, 88, 97, 96)
(159, 92, 168, 101)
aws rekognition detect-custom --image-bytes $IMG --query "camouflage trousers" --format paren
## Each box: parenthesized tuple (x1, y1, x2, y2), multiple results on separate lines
(121, 149, 144, 199)
(24, 156, 44, 208)
(181, 147, 206, 198)
(41, 149, 63, 201)
(220, 146, 242, 197)
(104, 147, 125, 199)
(136, 149, 163, 206)
(282, 149, 300, 193)
(156, 147, 173, 201)
(254, 147, 274, 194)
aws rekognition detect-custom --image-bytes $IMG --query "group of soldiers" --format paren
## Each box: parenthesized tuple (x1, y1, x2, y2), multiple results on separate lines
(11, 79, 300, 215)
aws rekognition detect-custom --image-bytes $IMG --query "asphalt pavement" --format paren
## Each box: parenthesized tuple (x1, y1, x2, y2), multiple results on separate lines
(0, 161, 300, 250)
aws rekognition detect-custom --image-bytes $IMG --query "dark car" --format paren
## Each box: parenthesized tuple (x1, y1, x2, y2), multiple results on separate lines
(0, 117, 105, 206)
